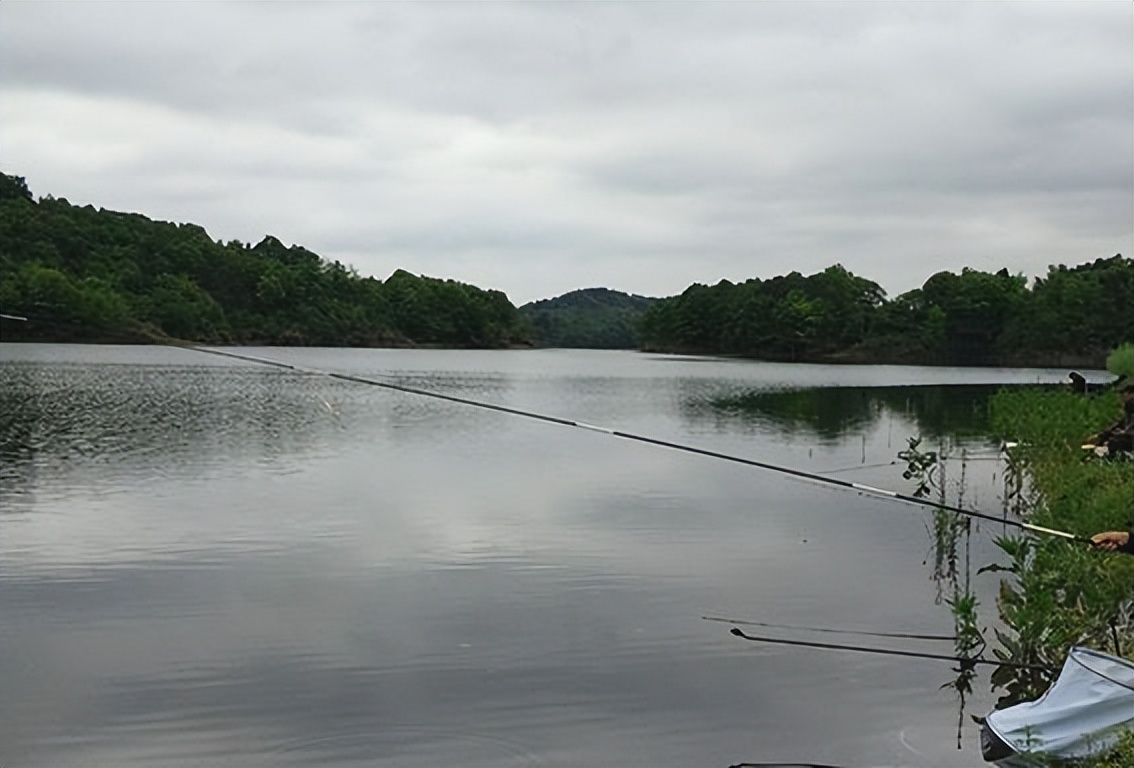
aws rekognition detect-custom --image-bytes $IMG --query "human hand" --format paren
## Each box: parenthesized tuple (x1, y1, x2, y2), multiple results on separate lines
(1090, 531, 1131, 551)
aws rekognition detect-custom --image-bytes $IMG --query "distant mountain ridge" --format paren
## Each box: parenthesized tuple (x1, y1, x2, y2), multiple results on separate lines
(523, 287, 658, 312)
(519, 288, 659, 349)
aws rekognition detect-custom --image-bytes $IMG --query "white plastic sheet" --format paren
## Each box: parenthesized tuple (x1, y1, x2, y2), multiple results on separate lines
(983, 646, 1134, 765)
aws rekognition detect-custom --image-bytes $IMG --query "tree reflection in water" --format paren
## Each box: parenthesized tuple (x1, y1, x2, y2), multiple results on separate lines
(700, 383, 1008, 443)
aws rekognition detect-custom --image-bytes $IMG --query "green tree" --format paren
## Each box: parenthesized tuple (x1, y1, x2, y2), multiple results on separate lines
(920, 267, 1028, 364)
(0, 171, 530, 348)
(142, 274, 229, 340)
(0, 174, 33, 203)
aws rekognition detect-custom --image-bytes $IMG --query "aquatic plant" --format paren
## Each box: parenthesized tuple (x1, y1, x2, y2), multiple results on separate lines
(901, 434, 983, 747)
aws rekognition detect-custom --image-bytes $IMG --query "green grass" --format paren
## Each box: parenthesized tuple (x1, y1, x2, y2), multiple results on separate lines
(1106, 342, 1134, 381)
(981, 386, 1134, 764)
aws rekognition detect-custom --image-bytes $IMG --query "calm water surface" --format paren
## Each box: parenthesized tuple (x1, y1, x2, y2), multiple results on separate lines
(0, 345, 1084, 767)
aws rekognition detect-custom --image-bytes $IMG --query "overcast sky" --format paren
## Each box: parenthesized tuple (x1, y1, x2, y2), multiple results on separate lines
(2, 2, 1130, 306)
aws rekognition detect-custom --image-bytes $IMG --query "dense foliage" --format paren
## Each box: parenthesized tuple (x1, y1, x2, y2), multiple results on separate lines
(639, 265, 886, 360)
(640, 259, 1134, 367)
(520, 288, 657, 348)
(0, 173, 530, 348)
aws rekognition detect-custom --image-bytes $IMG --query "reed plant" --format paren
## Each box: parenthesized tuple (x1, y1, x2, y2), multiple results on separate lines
(900, 436, 983, 748)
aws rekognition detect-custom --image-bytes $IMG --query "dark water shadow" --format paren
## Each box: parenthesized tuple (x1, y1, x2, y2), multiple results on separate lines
(691, 384, 1022, 444)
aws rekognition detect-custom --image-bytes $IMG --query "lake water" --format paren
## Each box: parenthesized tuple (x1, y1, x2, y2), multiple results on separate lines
(0, 344, 1084, 767)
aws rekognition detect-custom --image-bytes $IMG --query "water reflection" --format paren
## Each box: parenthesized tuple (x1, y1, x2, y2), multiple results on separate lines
(698, 384, 1012, 443)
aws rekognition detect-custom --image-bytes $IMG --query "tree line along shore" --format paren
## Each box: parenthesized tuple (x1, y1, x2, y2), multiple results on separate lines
(1, 172, 1131, 368)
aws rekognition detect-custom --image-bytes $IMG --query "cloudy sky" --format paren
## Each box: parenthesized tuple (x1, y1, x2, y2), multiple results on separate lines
(2, 2, 1130, 306)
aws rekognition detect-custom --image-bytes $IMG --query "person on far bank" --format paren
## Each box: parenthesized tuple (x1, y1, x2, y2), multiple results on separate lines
(1090, 530, 1134, 555)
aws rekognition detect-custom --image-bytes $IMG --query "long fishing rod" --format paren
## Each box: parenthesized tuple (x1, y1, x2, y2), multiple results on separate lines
(167, 343, 1089, 543)
(0, 313, 1086, 543)
(701, 615, 955, 642)
(728, 628, 1056, 673)
(729, 763, 845, 768)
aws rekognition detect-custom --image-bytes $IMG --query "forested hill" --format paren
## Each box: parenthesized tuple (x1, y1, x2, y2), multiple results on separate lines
(639, 259, 1134, 367)
(3, 172, 1130, 366)
(520, 288, 657, 348)
(0, 173, 531, 348)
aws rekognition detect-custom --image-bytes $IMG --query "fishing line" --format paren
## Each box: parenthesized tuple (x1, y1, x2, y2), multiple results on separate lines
(729, 763, 846, 768)
(816, 460, 898, 475)
(727, 628, 1056, 673)
(165, 342, 1088, 543)
(701, 615, 955, 642)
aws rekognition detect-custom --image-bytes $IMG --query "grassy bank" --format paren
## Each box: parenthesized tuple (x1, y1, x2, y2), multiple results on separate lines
(983, 386, 1133, 763)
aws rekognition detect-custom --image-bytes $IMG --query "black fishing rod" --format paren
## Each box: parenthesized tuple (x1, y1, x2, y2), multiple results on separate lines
(728, 763, 935, 768)
(728, 628, 1056, 673)
(163, 343, 1088, 543)
(702, 615, 955, 642)
(729, 763, 845, 768)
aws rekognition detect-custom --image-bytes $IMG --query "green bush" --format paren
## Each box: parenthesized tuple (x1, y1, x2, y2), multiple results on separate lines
(1106, 343, 1134, 381)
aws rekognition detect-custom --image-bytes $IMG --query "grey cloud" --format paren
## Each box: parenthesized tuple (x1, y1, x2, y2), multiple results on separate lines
(1, 2, 1129, 305)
